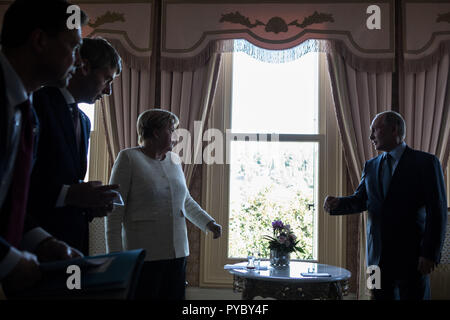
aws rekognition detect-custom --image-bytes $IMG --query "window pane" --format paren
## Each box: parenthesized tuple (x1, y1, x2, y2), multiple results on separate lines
(228, 141, 318, 260)
(78, 103, 95, 131)
(78, 103, 94, 181)
(231, 51, 319, 135)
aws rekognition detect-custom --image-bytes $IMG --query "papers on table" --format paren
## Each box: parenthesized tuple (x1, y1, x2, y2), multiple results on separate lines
(300, 272, 331, 277)
(224, 265, 332, 277)
(224, 264, 268, 271)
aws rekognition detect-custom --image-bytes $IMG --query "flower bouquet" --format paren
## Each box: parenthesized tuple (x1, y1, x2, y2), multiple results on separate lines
(263, 220, 304, 268)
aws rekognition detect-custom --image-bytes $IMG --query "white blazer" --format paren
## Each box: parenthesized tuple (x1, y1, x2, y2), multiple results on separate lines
(106, 148, 214, 261)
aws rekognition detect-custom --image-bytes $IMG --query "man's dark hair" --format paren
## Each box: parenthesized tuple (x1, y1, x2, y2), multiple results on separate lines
(81, 37, 122, 74)
(1, 0, 88, 49)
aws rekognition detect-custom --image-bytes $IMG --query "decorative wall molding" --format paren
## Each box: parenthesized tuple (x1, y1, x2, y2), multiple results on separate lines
(162, 0, 394, 62)
(402, 1, 450, 72)
(79, 1, 154, 70)
(404, 1, 450, 56)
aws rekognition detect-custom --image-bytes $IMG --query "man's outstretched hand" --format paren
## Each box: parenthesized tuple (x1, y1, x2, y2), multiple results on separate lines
(323, 196, 340, 213)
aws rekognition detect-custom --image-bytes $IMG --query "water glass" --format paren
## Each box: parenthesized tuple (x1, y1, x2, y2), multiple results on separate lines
(254, 253, 261, 270)
(246, 254, 255, 270)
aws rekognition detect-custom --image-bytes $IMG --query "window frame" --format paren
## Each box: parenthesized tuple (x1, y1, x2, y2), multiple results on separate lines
(199, 51, 347, 287)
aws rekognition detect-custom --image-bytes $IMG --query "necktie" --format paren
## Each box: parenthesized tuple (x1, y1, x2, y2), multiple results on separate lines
(381, 153, 393, 198)
(68, 103, 81, 149)
(4, 99, 33, 247)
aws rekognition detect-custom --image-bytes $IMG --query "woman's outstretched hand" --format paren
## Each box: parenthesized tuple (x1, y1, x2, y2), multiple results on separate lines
(207, 221, 222, 239)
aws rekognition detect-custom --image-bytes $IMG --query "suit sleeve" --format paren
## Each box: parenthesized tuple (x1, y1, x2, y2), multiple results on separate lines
(105, 151, 131, 253)
(421, 156, 448, 264)
(0, 237, 10, 262)
(0, 237, 22, 280)
(330, 162, 369, 215)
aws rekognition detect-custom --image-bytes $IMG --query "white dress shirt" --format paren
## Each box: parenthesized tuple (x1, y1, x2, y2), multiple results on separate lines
(106, 148, 215, 262)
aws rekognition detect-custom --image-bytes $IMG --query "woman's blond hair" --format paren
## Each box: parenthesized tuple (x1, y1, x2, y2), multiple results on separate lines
(137, 108, 179, 146)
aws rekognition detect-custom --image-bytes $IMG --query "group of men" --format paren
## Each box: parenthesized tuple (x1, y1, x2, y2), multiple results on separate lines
(0, 0, 121, 297)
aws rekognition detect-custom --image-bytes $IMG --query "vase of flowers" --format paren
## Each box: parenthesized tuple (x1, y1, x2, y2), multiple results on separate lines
(264, 220, 304, 268)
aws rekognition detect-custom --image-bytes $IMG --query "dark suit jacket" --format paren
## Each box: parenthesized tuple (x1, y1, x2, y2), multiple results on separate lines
(27, 86, 91, 255)
(0, 63, 40, 263)
(0, 60, 13, 261)
(331, 146, 447, 276)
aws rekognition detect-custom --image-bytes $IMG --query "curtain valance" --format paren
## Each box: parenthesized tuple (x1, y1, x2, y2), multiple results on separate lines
(79, 1, 154, 70)
(403, 1, 450, 73)
(161, 0, 395, 72)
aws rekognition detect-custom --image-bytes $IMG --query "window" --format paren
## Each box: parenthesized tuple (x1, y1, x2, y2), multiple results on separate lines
(227, 52, 320, 261)
(78, 103, 94, 181)
(200, 41, 346, 287)
(78, 102, 110, 184)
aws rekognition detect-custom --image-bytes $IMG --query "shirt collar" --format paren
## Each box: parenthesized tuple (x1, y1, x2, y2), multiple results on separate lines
(59, 87, 76, 105)
(386, 141, 406, 163)
(0, 51, 29, 107)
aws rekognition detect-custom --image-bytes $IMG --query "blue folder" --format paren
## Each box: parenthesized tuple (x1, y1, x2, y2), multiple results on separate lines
(12, 249, 146, 299)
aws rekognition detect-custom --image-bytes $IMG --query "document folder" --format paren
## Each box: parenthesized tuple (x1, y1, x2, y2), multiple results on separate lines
(11, 249, 145, 299)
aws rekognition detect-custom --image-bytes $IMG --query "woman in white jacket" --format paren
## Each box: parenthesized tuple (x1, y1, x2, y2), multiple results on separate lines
(106, 109, 222, 300)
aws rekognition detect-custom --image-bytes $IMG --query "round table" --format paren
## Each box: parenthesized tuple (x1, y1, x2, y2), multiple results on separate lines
(226, 261, 351, 300)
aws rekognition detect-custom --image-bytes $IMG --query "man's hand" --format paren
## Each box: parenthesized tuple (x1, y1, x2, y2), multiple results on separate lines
(2, 252, 41, 295)
(207, 221, 222, 239)
(65, 181, 119, 208)
(418, 256, 436, 275)
(34, 237, 83, 263)
(323, 196, 340, 213)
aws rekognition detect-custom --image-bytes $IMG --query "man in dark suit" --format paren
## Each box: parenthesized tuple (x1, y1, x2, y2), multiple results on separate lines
(28, 37, 122, 255)
(324, 111, 447, 300)
(0, 0, 89, 295)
